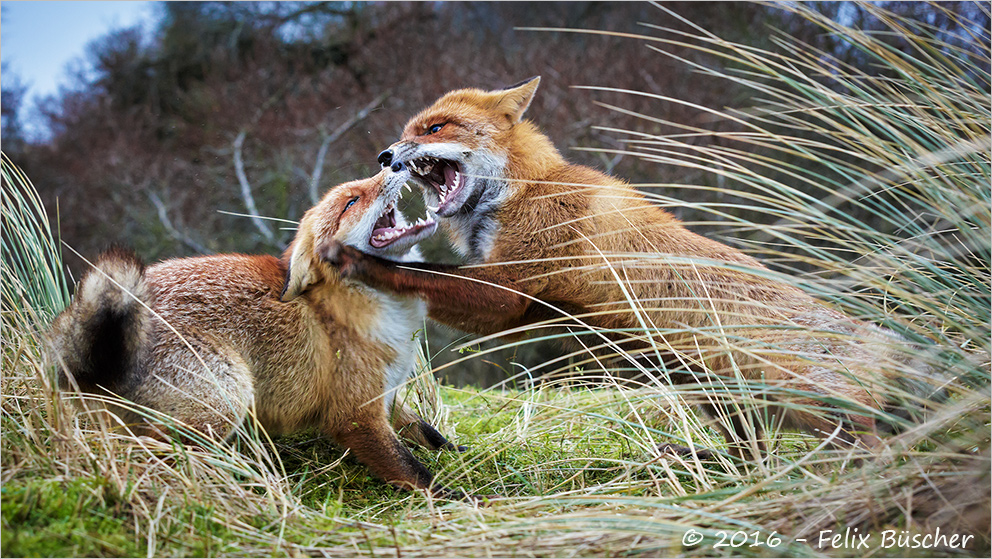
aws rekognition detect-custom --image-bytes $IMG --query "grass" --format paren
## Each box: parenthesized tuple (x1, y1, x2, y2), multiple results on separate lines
(3, 2, 990, 557)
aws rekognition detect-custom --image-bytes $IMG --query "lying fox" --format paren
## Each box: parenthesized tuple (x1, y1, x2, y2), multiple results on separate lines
(49, 168, 465, 497)
(334, 77, 945, 460)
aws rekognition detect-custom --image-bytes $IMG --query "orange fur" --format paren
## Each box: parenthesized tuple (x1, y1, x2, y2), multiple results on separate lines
(338, 78, 941, 460)
(49, 170, 465, 497)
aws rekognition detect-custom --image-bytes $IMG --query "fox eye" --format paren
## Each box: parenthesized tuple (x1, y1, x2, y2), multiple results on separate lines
(343, 196, 359, 213)
(426, 123, 445, 135)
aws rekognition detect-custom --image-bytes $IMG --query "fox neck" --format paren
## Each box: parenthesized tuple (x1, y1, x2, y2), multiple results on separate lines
(442, 174, 507, 263)
(305, 269, 423, 337)
(503, 121, 566, 180)
(447, 122, 567, 263)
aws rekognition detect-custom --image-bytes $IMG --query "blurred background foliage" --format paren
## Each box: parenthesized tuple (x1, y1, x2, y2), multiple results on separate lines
(3, 1, 988, 386)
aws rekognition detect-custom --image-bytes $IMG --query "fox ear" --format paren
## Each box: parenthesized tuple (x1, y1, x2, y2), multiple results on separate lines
(281, 234, 317, 301)
(493, 76, 540, 123)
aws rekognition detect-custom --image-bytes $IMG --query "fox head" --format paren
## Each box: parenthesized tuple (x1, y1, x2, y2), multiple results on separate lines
(377, 77, 566, 261)
(377, 77, 557, 217)
(280, 167, 437, 301)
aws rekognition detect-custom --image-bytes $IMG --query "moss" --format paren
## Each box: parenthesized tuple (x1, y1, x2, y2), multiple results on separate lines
(2, 478, 139, 557)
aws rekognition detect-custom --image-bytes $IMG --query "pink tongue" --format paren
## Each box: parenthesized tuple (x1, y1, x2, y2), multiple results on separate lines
(443, 165, 458, 192)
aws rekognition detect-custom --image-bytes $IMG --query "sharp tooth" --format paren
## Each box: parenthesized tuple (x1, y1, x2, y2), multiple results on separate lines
(426, 205, 438, 212)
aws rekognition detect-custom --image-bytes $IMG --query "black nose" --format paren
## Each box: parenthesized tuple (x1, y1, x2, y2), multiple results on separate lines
(390, 161, 403, 172)
(377, 149, 393, 167)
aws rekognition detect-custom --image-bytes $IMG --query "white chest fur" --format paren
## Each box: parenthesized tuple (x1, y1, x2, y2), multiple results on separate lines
(368, 290, 427, 414)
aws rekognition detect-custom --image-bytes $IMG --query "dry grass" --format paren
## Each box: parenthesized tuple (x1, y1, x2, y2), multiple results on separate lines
(3, 2, 990, 557)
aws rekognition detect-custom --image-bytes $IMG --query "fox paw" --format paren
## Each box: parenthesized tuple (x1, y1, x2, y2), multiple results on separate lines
(657, 443, 715, 461)
(320, 240, 364, 276)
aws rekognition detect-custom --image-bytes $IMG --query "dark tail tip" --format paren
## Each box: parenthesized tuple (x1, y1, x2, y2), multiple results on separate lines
(101, 244, 146, 273)
(51, 246, 149, 394)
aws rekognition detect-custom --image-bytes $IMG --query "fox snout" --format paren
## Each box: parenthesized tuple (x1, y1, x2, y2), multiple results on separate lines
(377, 149, 404, 173)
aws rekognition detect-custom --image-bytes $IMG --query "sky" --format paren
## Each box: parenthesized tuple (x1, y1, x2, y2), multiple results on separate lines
(2, 1, 156, 137)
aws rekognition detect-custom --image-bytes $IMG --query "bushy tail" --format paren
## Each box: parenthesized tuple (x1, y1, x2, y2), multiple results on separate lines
(48, 247, 151, 395)
(874, 328, 954, 434)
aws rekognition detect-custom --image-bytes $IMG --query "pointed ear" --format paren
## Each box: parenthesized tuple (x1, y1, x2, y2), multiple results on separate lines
(493, 76, 540, 123)
(280, 232, 316, 302)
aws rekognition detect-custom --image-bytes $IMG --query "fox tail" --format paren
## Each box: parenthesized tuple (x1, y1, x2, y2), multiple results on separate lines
(48, 246, 151, 395)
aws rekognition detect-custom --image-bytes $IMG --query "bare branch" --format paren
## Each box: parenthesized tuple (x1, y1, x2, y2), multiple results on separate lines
(145, 190, 213, 254)
(233, 130, 276, 243)
(309, 91, 391, 204)
(274, 1, 354, 24)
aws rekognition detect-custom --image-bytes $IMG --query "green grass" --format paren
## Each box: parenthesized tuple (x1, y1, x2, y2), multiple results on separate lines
(1, 478, 243, 558)
(1, 350, 988, 556)
(3, 2, 990, 557)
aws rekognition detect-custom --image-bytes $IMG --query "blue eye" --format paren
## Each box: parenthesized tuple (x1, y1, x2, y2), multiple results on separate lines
(427, 123, 445, 135)
(343, 197, 359, 212)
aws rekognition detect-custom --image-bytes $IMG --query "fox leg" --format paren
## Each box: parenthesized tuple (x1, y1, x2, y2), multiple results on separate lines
(328, 409, 465, 499)
(683, 399, 767, 462)
(714, 405, 768, 462)
(324, 242, 542, 336)
(695, 393, 881, 460)
(769, 366, 884, 453)
(390, 403, 466, 451)
(787, 400, 883, 452)
(127, 348, 255, 443)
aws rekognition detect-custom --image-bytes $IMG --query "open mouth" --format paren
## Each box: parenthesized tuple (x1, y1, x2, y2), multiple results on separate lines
(408, 156, 466, 213)
(369, 200, 436, 249)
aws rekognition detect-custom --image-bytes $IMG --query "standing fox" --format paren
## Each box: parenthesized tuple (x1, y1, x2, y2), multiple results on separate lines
(49, 168, 467, 497)
(332, 77, 946, 460)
